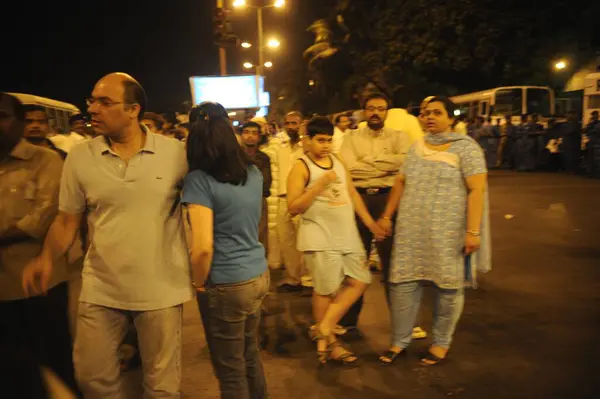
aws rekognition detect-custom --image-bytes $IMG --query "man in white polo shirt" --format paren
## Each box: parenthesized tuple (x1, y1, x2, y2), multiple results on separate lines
(22, 73, 192, 399)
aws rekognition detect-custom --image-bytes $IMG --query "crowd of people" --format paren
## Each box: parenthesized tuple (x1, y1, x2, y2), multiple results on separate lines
(0, 73, 493, 399)
(458, 111, 600, 177)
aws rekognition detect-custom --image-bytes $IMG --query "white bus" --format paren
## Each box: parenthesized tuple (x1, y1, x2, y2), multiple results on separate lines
(450, 86, 555, 122)
(583, 72, 600, 125)
(8, 93, 80, 133)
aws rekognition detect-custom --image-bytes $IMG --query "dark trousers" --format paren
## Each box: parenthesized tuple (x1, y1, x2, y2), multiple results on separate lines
(339, 192, 396, 328)
(197, 272, 269, 399)
(0, 282, 79, 395)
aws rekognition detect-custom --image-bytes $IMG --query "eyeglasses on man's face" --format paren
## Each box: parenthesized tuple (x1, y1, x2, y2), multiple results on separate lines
(86, 97, 135, 108)
(365, 106, 388, 113)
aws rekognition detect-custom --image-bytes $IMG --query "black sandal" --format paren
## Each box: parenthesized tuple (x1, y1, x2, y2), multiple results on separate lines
(420, 350, 448, 366)
(378, 349, 406, 366)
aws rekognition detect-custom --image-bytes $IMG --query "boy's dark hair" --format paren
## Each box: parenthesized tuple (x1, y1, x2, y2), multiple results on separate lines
(242, 121, 261, 132)
(306, 116, 334, 138)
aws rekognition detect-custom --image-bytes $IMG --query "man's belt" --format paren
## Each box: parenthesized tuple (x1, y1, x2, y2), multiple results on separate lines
(356, 187, 392, 195)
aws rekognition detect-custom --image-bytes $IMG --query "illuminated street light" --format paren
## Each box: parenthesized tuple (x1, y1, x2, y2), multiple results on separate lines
(241, 42, 252, 48)
(264, 61, 273, 68)
(243, 62, 254, 69)
(233, 0, 284, 75)
(554, 60, 567, 71)
(267, 38, 280, 49)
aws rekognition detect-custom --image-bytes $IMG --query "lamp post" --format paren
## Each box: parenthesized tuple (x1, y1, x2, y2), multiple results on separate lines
(233, 0, 285, 76)
(216, 0, 227, 75)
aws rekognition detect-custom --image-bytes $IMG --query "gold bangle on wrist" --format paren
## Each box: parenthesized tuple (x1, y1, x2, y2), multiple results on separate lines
(466, 230, 481, 237)
(381, 216, 392, 221)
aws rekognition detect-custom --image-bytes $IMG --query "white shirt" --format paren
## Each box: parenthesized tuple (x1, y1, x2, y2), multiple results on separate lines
(332, 127, 348, 154)
(49, 132, 87, 153)
(271, 132, 303, 196)
(453, 121, 468, 135)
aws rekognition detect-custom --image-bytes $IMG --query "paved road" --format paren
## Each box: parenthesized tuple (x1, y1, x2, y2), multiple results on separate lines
(126, 172, 600, 399)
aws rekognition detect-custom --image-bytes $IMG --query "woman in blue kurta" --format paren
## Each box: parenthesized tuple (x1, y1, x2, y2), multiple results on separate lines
(377, 97, 491, 366)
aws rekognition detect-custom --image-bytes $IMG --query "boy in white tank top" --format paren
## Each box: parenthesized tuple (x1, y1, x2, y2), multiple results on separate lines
(287, 117, 386, 366)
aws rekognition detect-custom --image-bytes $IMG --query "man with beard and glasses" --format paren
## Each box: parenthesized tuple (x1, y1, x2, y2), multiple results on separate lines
(338, 92, 411, 335)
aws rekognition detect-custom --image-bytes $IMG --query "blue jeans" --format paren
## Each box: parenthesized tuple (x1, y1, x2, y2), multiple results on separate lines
(389, 281, 464, 349)
(198, 271, 269, 399)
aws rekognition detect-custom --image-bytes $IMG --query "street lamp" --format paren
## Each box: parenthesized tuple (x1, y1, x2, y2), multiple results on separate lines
(241, 42, 252, 48)
(232, 0, 285, 76)
(243, 62, 254, 69)
(554, 60, 568, 71)
(267, 38, 280, 49)
(264, 61, 273, 68)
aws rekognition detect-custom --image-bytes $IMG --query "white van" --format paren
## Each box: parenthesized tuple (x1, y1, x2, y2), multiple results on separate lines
(583, 72, 600, 125)
(8, 93, 80, 133)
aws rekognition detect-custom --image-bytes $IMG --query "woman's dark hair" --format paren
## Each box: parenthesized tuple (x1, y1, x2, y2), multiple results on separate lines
(186, 115, 252, 185)
(428, 96, 457, 118)
(306, 116, 334, 137)
(189, 101, 228, 123)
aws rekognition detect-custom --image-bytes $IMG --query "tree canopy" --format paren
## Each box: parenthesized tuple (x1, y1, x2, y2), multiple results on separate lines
(299, 0, 599, 113)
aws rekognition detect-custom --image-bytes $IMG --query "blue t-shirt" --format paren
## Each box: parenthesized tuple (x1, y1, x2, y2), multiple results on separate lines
(182, 166, 267, 284)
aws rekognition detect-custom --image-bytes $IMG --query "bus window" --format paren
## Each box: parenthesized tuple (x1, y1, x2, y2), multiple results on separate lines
(589, 94, 600, 109)
(46, 108, 57, 129)
(494, 89, 522, 116)
(471, 101, 479, 118)
(457, 104, 470, 117)
(526, 88, 552, 117)
(480, 101, 488, 116)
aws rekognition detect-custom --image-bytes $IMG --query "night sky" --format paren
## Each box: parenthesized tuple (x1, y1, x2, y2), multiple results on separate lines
(1, 0, 324, 113)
